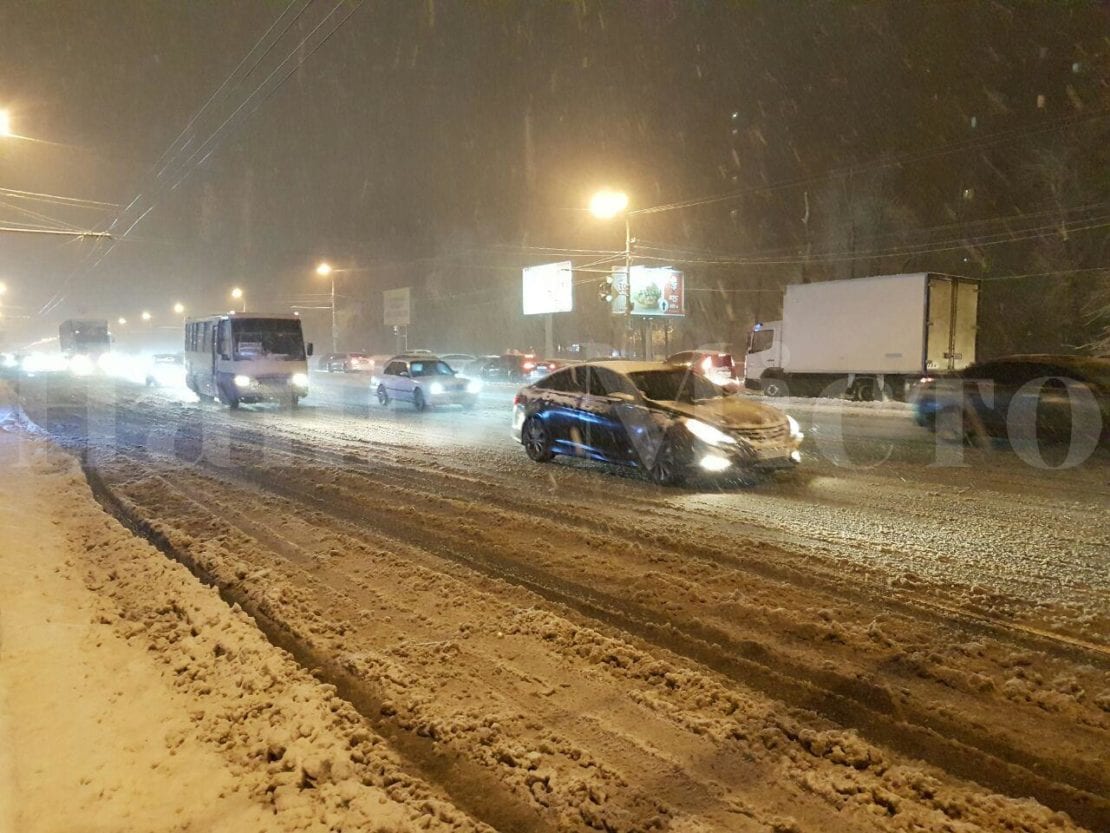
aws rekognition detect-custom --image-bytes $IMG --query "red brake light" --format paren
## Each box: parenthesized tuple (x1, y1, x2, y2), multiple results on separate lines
(523, 362, 535, 370)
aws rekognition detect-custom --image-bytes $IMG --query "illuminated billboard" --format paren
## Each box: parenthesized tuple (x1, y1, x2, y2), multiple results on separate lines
(611, 266, 685, 316)
(522, 261, 574, 315)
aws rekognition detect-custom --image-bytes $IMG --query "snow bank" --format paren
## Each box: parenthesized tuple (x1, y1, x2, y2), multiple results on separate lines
(0, 402, 488, 833)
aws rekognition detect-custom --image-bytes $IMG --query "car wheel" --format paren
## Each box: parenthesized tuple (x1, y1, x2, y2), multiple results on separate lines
(761, 378, 786, 397)
(522, 416, 554, 462)
(413, 388, 427, 412)
(649, 438, 685, 486)
(377, 385, 390, 406)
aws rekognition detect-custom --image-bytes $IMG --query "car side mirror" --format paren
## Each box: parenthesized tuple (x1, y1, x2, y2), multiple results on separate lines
(306, 342, 314, 357)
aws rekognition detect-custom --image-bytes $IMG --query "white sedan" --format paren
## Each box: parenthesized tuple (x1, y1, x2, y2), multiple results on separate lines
(375, 355, 481, 411)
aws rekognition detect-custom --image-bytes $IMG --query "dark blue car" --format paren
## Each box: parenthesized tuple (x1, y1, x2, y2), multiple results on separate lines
(911, 354, 1109, 445)
(511, 361, 803, 485)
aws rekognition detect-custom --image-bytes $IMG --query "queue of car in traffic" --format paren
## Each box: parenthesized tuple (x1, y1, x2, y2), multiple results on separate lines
(8, 343, 1106, 484)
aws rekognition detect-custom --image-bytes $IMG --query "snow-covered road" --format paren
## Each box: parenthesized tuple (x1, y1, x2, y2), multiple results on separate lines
(9, 372, 1109, 832)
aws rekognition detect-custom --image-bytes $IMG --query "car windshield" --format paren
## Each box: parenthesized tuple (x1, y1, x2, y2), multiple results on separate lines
(409, 360, 454, 377)
(627, 369, 727, 403)
(232, 319, 305, 361)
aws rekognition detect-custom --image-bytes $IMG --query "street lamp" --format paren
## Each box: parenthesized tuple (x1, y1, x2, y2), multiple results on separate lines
(590, 188, 634, 355)
(173, 302, 185, 315)
(315, 261, 338, 353)
(0, 110, 11, 138)
(141, 310, 151, 322)
(117, 317, 127, 326)
(0, 281, 7, 296)
(230, 286, 245, 312)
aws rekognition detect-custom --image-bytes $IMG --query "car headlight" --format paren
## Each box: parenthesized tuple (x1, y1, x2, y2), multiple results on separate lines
(684, 418, 736, 446)
(429, 381, 445, 395)
(787, 415, 804, 441)
(291, 373, 308, 387)
(466, 379, 482, 394)
(234, 374, 251, 388)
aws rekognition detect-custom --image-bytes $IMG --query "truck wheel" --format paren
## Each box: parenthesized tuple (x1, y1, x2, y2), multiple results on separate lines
(761, 378, 786, 397)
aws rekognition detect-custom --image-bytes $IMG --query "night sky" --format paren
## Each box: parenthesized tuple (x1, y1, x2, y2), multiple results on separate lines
(1, 1, 1106, 355)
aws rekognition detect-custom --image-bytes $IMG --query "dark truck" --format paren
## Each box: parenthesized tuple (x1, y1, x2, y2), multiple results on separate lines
(59, 319, 111, 358)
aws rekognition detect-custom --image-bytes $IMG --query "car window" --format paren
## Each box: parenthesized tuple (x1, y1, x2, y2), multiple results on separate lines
(410, 360, 454, 376)
(592, 368, 639, 398)
(537, 368, 583, 394)
(667, 352, 694, 365)
(628, 368, 726, 402)
(385, 361, 405, 375)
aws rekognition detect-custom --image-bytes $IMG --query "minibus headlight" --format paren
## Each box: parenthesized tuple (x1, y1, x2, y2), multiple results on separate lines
(234, 374, 251, 388)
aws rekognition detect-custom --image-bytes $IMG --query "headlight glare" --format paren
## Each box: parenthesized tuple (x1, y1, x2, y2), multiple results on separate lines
(291, 373, 308, 387)
(429, 381, 445, 395)
(234, 374, 251, 388)
(685, 418, 735, 445)
(466, 379, 482, 394)
(787, 415, 804, 440)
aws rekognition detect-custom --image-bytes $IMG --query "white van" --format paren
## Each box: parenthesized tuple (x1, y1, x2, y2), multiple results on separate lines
(184, 313, 312, 408)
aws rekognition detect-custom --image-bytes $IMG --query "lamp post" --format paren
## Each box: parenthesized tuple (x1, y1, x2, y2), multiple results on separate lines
(589, 189, 635, 356)
(230, 287, 245, 313)
(315, 261, 337, 353)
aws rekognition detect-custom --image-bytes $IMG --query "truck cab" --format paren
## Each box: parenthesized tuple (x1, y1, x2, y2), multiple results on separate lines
(744, 321, 782, 393)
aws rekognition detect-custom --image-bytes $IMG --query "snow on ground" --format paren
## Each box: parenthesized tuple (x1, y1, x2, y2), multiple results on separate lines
(4, 375, 1108, 832)
(0, 398, 488, 833)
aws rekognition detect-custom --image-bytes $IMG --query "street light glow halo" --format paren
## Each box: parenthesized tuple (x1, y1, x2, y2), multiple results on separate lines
(316, 261, 333, 277)
(0, 110, 11, 138)
(589, 188, 629, 220)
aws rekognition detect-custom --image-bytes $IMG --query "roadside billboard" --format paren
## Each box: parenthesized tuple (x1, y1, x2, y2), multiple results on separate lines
(522, 261, 574, 315)
(611, 266, 685, 316)
(383, 287, 411, 327)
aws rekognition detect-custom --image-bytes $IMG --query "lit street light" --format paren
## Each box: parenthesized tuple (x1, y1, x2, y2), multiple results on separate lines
(590, 188, 635, 355)
(588, 189, 629, 220)
(117, 317, 127, 326)
(315, 261, 338, 353)
(0, 110, 11, 138)
(230, 287, 245, 312)
(173, 302, 185, 315)
(141, 310, 151, 322)
(0, 281, 7, 295)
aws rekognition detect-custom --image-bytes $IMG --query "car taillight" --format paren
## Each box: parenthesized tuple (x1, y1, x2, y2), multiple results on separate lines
(523, 362, 535, 370)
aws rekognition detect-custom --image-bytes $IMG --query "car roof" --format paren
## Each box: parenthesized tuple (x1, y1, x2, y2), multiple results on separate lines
(389, 353, 444, 361)
(584, 360, 670, 374)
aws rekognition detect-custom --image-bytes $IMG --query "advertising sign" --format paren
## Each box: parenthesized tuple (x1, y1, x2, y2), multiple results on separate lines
(522, 261, 574, 315)
(383, 287, 411, 327)
(611, 266, 685, 316)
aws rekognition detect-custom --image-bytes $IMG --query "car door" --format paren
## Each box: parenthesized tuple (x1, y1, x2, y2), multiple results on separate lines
(531, 367, 586, 452)
(583, 367, 650, 463)
(571, 366, 627, 462)
(384, 360, 410, 400)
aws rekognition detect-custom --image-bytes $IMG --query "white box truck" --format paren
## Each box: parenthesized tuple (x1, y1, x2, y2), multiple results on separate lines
(744, 273, 979, 400)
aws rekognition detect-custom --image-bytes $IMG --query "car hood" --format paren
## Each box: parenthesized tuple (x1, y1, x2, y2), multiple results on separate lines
(648, 396, 786, 429)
